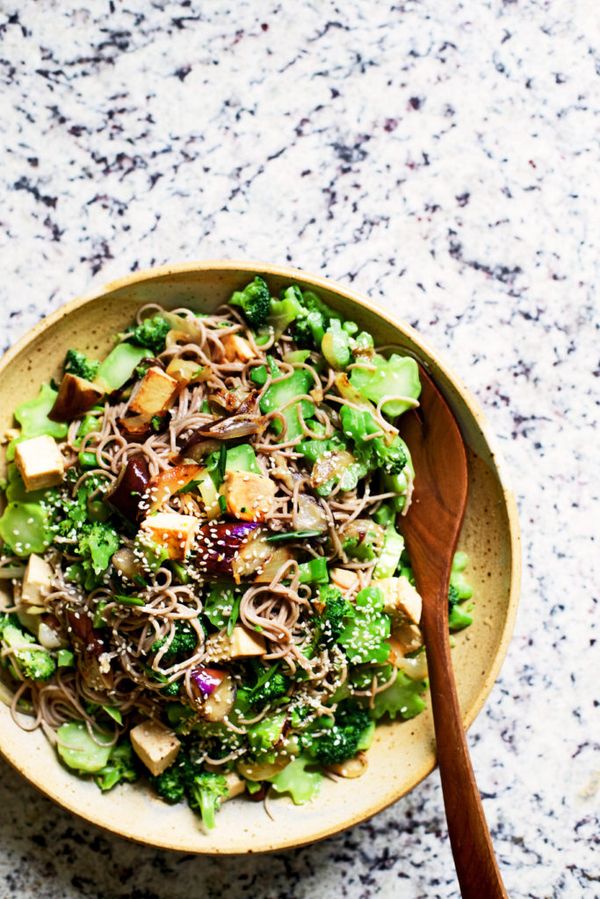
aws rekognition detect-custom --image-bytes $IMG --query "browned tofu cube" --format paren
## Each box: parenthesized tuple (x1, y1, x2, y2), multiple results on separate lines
(49, 373, 104, 423)
(130, 720, 181, 776)
(375, 576, 422, 625)
(222, 471, 276, 522)
(15, 436, 65, 491)
(129, 367, 178, 418)
(141, 512, 199, 559)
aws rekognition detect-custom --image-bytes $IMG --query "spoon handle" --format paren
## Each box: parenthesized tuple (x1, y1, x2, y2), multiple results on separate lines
(425, 599, 508, 899)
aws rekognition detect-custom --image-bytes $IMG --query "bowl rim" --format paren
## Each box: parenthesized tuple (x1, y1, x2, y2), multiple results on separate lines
(0, 259, 521, 853)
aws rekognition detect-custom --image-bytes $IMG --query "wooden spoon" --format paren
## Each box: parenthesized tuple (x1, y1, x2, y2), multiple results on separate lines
(398, 367, 508, 899)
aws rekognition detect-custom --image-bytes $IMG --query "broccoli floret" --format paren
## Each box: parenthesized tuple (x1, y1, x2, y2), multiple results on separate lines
(151, 621, 198, 661)
(151, 761, 186, 804)
(125, 314, 170, 355)
(185, 765, 229, 830)
(317, 585, 353, 645)
(95, 740, 139, 792)
(229, 276, 271, 329)
(248, 670, 289, 707)
(339, 405, 408, 476)
(307, 702, 371, 766)
(291, 289, 340, 348)
(64, 349, 100, 382)
(0, 614, 56, 681)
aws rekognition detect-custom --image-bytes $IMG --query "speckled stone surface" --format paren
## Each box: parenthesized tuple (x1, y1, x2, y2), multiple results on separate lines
(0, 2, 598, 897)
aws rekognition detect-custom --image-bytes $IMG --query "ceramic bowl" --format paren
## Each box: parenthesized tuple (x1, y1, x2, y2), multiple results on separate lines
(0, 262, 520, 853)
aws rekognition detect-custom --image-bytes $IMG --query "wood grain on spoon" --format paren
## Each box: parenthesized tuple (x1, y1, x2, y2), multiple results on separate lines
(399, 368, 508, 899)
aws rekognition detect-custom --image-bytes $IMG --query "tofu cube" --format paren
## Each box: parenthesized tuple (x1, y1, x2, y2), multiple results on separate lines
(222, 471, 276, 522)
(130, 720, 181, 776)
(21, 553, 53, 606)
(129, 367, 178, 418)
(221, 333, 256, 363)
(15, 435, 64, 491)
(141, 511, 199, 559)
(228, 625, 266, 658)
(376, 576, 422, 625)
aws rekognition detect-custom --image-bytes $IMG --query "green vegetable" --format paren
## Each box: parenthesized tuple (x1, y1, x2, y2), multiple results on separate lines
(225, 443, 261, 475)
(296, 432, 346, 465)
(249, 364, 268, 387)
(267, 285, 305, 338)
(448, 552, 474, 631)
(14, 383, 68, 441)
(321, 319, 352, 370)
(339, 405, 408, 476)
(245, 664, 289, 708)
(266, 529, 323, 543)
(317, 585, 354, 645)
(350, 353, 421, 418)
(95, 740, 139, 791)
(95, 343, 152, 393)
(77, 522, 120, 590)
(291, 289, 342, 349)
(229, 276, 271, 329)
(266, 756, 322, 805)
(133, 531, 169, 574)
(338, 587, 391, 664)
(341, 519, 385, 562)
(373, 504, 405, 579)
(78, 451, 99, 470)
(57, 649, 75, 668)
(203, 580, 238, 630)
(4, 464, 47, 503)
(75, 412, 102, 446)
(64, 349, 100, 382)
(247, 712, 286, 753)
(56, 722, 113, 773)
(151, 761, 186, 804)
(125, 314, 171, 355)
(259, 367, 315, 441)
(305, 702, 371, 766)
(0, 501, 52, 557)
(0, 614, 56, 680)
(151, 620, 198, 660)
(185, 767, 229, 830)
(298, 557, 329, 585)
(114, 594, 145, 607)
(370, 670, 427, 720)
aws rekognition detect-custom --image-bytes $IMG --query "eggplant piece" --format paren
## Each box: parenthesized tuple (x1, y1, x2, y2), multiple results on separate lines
(106, 454, 151, 522)
(194, 521, 273, 582)
(48, 374, 104, 423)
(66, 610, 112, 691)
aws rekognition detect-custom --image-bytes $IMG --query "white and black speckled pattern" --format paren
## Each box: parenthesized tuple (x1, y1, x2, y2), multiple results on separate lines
(0, 1, 597, 897)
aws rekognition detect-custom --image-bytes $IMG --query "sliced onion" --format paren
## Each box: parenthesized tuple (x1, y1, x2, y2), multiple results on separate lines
(162, 312, 204, 341)
(145, 463, 203, 514)
(178, 436, 221, 463)
(38, 622, 64, 650)
(233, 530, 275, 581)
(396, 652, 428, 680)
(295, 495, 328, 533)
(190, 666, 226, 697)
(194, 414, 262, 441)
(311, 450, 356, 490)
(253, 546, 292, 583)
(111, 547, 141, 580)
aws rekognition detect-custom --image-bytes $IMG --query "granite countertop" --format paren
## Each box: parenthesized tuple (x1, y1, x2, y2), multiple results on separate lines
(0, 2, 597, 897)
